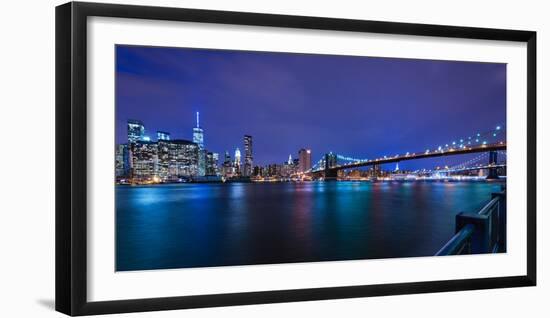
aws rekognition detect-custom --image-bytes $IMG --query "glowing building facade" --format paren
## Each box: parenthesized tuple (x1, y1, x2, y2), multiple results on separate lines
(243, 135, 253, 177)
(298, 148, 312, 172)
(130, 141, 158, 182)
(115, 144, 129, 178)
(206, 151, 219, 176)
(127, 120, 145, 144)
(234, 148, 241, 176)
(157, 131, 171, 141)
(192, 112, 205, 176)
(157, 139, 199, 181)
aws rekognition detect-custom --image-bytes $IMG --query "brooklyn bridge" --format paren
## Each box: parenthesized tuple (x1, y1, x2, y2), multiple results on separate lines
(299, 125, 506, 180)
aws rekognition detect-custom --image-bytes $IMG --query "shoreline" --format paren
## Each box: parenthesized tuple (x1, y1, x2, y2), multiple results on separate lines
(115, 177, 507, 186)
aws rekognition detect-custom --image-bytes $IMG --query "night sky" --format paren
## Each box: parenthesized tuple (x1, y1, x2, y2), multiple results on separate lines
(115, 45, 506, 170)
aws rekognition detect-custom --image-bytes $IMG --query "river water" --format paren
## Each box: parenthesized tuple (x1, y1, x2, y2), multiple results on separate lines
(116, 181, 503, 271)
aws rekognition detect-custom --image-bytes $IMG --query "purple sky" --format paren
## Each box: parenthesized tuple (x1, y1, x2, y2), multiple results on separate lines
(115, 45, 506, 170)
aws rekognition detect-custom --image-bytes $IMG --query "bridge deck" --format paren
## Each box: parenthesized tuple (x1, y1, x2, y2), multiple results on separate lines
(325, 143, 506, 171)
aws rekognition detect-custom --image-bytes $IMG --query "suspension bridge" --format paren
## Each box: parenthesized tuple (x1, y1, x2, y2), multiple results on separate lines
(299, 125, 507, 180)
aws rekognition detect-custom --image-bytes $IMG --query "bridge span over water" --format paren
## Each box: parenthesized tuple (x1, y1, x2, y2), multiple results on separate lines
(309, 143, 506, 180)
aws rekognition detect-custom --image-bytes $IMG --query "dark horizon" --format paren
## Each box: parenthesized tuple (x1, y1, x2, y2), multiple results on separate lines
(115, 45, 506, 169)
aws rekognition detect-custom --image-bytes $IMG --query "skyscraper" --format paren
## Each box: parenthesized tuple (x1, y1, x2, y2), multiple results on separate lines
(222, 151, 233, 177)
(115, 144, 129, 178)
(127, 119, 145, 144)
(212, 152, 220, 176)
(243, 135, 253, 177)
(157, 139, 199, 181)
(224, 151, 231, 165)
(130, 140, 158, 182)
(157, 131, 170, 141)
(298, 148, 312, 172)
(205, 151, 219, 176)
(192, 112, 205, 176)
(234, 148, 241, 176)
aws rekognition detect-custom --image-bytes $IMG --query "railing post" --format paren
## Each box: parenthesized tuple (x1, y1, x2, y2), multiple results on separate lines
(492, 191, 507, 252)
(456, 212, 491, 253)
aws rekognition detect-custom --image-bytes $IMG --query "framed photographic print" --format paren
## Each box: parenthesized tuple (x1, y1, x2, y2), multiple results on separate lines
(55, 1, 536, 316)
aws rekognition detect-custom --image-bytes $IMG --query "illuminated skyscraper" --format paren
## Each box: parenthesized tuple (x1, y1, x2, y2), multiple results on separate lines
(234, 148, 241, 175)
(206, 151, 219, 176)
(157, 131, 170, 141)
(115, 144, 129, 178)
(192, 112, 204, 148)
(130, 141, 158, 182)
(224, 151, 231, 165)
(243, 135, 253, 177)
(221, 151, 233, 177)
(212, 152, 220, 175)
(192, 112, 205, 176)
(298, 148, 312, 172)
(157, 139, 199, 181)
(127, 120, 145, 144)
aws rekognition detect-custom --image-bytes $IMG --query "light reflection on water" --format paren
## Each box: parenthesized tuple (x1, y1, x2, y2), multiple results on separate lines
(116, 181, 503, 271)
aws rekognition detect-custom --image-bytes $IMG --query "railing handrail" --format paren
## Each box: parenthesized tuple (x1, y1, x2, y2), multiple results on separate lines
(436, 189, 505, 256)
(435, 224, 474, 256)
(478, 195, 500, 216)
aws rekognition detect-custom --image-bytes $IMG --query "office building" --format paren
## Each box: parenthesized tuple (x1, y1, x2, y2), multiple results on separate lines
(212, 152, 220, 175)
(192, 112, 205, 176)
(157, 131, 171, 141)
(243, 135, 253, 177)
(127, 119, 145, 144)
(157, 139, 199, 181)
(221, 151, 234, 177)
(115, 144, 129, 178)
(234, 148, 241, 176)
(206, 151, 218, 176)
(130, 141, 158, 182)
(298, 148, 312, 172)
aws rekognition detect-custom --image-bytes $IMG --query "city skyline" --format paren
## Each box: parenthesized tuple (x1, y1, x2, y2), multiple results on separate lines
(116, 45, 505, 170)
(120, 114, 310, 164)
(117, 110, 504, 175)
(114, 44, 508, 272)
(121, 112, 313, 170)
(117, 114, 310, 182)
(117, 112, 505, 184)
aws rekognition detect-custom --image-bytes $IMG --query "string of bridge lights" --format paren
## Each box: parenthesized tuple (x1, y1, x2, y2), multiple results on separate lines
(429, 124, 505, 154)
(437, 149, 507, 171)
(308, 125, 506, 172)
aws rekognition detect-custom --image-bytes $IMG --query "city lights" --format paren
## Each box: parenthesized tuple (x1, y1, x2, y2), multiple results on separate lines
(116, 118, 506, 184)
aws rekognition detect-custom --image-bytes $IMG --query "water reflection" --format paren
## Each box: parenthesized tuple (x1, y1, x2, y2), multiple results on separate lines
(116, 181, 502, 271)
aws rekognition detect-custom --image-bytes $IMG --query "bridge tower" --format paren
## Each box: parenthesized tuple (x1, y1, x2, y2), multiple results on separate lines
(324, 153, 338, 180)
(487, 150, 499, 180)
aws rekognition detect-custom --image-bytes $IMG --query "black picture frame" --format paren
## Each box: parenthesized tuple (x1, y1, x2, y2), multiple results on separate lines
(55, 1, 537, 316)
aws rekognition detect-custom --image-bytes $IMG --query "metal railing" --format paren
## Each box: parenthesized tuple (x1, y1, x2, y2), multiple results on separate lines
(436, 187, 506, 256)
